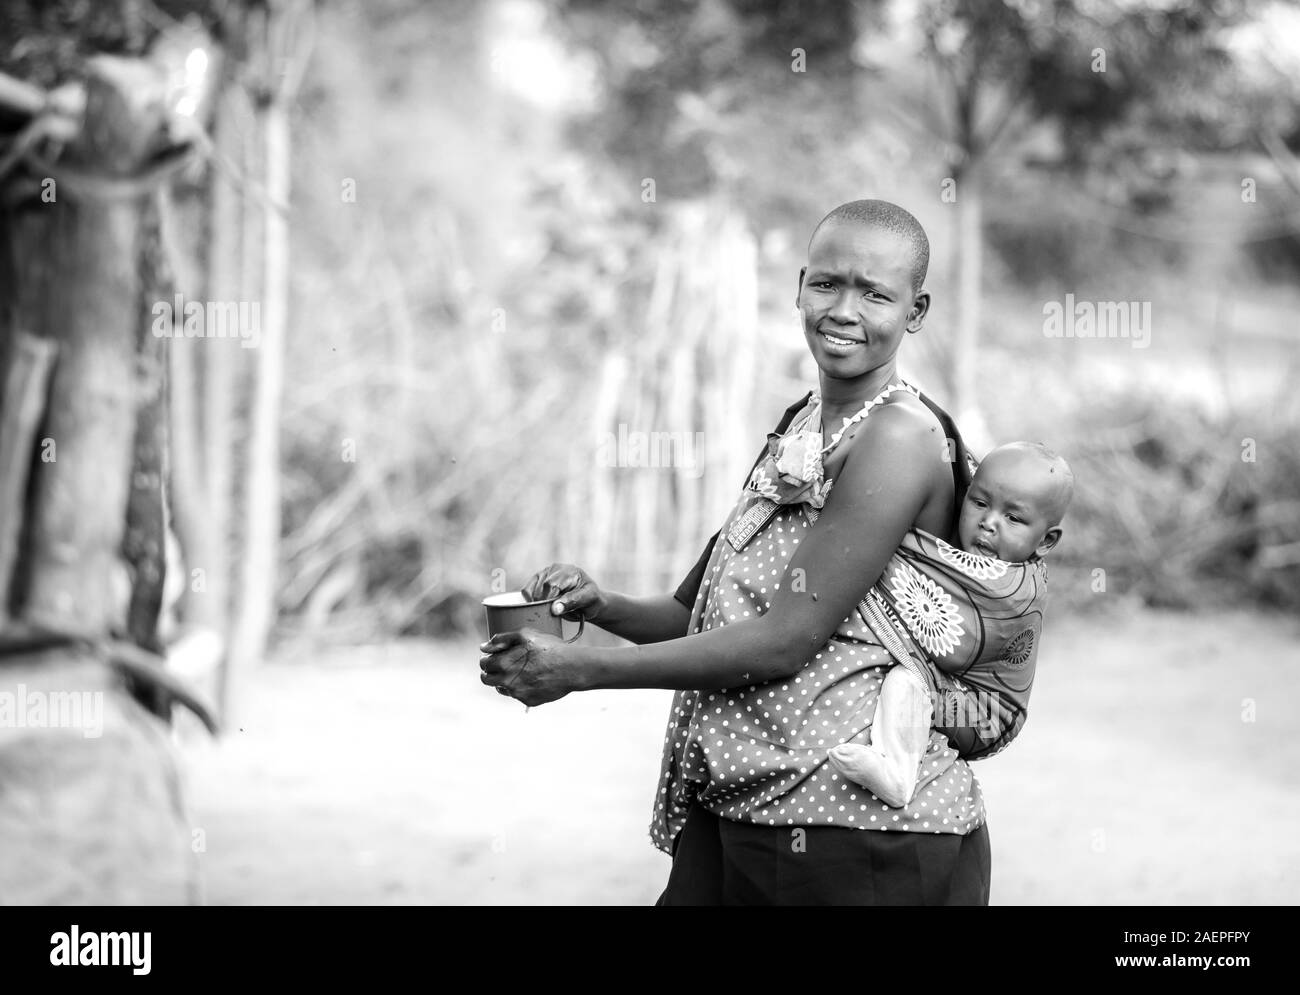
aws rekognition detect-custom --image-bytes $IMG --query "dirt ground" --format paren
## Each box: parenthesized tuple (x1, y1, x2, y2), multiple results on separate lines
(178, 607, 1300, 905)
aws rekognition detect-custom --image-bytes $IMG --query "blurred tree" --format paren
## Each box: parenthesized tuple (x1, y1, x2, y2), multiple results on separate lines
(225, 0, 315, 717)
(549, 0, 865, 221)
(546, 0, 1277, 425)
(857, 0, 1262, 427)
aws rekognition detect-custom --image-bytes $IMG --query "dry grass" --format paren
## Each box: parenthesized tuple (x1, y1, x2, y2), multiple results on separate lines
(178, 606, 1300, 905)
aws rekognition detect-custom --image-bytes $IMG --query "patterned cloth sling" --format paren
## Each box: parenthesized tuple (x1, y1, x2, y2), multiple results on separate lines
(743, 383, 1046, 758)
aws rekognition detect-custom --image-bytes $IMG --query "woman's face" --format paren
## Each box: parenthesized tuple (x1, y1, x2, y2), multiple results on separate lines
(796, 221, 928, 380)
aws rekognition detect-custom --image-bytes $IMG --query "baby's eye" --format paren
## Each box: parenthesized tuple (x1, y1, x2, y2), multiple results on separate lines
(1007, 515, 1023, 524)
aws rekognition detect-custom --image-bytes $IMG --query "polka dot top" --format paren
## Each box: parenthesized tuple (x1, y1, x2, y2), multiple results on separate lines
(649, 497, 987, 855)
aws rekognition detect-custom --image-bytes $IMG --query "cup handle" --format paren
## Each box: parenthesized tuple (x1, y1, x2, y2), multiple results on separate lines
(564, 616, 585, 643)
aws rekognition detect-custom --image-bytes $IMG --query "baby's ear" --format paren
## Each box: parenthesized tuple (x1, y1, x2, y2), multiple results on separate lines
(1036, 526, 1063, 557)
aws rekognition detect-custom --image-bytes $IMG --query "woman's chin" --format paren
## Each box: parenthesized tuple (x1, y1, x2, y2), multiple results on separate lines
(812, 356, 873, 379)
(808, 347, 859, 373)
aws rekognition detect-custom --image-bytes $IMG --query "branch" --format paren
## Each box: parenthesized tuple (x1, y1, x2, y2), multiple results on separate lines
(0, 333, 58, 618)
(1260, 128, 1300, 200)
(0, 69, 45, 117)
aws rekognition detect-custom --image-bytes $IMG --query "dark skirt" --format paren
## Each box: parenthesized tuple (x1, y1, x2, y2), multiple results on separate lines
(656, 805, 991, 906)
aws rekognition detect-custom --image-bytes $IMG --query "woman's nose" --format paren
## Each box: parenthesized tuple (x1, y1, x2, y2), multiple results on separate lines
(828, 291, 859, 323)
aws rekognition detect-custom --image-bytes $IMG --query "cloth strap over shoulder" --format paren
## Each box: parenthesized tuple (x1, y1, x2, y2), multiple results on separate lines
(673, 388, 974, 612)
(672, 391, 812, 610)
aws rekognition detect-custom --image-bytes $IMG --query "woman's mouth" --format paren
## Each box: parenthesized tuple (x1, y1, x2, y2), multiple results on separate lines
(818, 330, 864, 354)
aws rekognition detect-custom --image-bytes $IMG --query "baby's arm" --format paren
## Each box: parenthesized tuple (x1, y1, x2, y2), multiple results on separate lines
(827, 665, 933, 808)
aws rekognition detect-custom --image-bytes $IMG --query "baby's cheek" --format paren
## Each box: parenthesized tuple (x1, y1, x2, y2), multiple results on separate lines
(955, 514, 976, 547)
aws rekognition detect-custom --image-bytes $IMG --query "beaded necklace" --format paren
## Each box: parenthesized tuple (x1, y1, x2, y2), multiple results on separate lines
(816, 379, 919, 454)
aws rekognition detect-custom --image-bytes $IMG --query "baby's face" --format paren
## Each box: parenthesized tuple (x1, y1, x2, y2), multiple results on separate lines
(958, 450, 1064, 563)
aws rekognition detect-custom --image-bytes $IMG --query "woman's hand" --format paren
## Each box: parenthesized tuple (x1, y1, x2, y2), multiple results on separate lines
(479, 629, 580, 708)
(521, 563, 607, 623)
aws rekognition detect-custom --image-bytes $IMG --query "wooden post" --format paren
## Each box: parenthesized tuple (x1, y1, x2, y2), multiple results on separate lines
(949, 158, 991, 453)
(225, 0, 314, 718)
(0, 333, 58, 619)
(16, 57, 171, 637)
(197, 85, 248, 634)
(0, 54, 201, 905)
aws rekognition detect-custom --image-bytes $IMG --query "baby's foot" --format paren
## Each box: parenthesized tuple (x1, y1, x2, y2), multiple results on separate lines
(827, 743, 876, 789)
(828, 742, 912, 807)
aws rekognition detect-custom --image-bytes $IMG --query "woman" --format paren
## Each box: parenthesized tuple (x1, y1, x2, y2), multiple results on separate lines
(480, 200, 995, 905)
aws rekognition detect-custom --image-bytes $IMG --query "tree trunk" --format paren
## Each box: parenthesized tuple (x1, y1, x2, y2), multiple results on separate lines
(200, 84, 250, 639)
(225, 0, 310, 715)
(18, 57, 166, 636)
(0, 333, 57, 619)
(951, 161, 990, 452)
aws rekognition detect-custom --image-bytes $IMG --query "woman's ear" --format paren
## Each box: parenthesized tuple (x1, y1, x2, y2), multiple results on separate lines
(1036, 526, 1063, 557)
(906, 290, 931, 333)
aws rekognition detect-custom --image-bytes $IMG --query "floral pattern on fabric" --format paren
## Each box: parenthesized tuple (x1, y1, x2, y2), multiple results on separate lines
(1002, 628, 1035, 670)
(936, 537, 1009, 581)
(888, 560, 967, 658)
(746, 428, 833, 508)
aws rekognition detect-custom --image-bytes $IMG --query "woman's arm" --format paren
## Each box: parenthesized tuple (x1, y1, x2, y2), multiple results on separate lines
(594, 592, 692, 644)
(827, 665, 933, 807)
(482, 403, 943, 703)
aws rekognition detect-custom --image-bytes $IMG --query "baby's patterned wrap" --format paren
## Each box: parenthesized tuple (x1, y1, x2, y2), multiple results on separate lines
(859, 528, 1048, 761)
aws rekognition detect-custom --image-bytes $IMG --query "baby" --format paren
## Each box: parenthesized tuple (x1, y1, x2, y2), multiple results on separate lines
(827, 441, 1075, 806)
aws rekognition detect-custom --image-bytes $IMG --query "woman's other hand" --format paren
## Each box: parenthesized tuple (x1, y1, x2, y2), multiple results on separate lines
(479, 629, 578, 708)
(521, 563, 607, 623)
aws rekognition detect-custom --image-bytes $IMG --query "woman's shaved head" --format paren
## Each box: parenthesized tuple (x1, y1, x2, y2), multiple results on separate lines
(809, 200, 930, 294)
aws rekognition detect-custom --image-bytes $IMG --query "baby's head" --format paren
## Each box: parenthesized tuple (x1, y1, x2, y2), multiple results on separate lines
(958, 442, 1074, 563)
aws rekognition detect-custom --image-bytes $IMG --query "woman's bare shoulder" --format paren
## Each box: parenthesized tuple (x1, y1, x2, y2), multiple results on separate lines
(857, 390, 947, 450)
(826, 391, 951, 499)
(824, 396, 941, 489)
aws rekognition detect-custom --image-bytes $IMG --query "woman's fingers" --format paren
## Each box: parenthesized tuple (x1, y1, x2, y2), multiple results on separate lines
(522, 564, 576, 601)
(479, 628, 573, 708)
(479, 629, 526, 654)
(521, 564, 597, 615)
(520, 567, 557, 602)
(552, 581, 595, 617)
(479, 632, 530, 685)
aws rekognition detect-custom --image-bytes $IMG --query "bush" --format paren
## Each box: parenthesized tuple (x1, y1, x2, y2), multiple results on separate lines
(1032, 389, 1300, 613)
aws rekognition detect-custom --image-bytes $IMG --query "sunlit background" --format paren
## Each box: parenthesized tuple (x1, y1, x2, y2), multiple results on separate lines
(1, 0, 1297, 904)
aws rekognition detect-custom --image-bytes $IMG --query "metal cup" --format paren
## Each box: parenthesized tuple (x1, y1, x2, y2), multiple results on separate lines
(482, 591, 585, 643)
